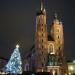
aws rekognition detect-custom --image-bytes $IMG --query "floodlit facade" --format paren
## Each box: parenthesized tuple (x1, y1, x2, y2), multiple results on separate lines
(68, 61, 75, 75)
(35, 1, 68, 74)
(24, 1, 68, 75)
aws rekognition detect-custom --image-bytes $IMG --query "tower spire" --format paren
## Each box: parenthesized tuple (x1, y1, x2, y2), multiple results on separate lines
(41, 0, 43, 11)
(54, 13, 58, 19)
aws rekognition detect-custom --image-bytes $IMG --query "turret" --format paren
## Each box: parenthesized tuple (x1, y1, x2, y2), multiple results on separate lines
(50, 13, 64, 45)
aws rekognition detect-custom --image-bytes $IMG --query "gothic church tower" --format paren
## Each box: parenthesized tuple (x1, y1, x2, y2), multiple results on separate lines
(35, 1, 48, 72)
(50, 14, 64, 56)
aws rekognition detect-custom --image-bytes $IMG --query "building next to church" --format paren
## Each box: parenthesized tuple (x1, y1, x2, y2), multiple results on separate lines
(68, 60, 75, 75)
(24, 1, 68, 75)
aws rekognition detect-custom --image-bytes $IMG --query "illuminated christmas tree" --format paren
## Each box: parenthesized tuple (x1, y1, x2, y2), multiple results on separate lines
(4, 45, 22, 74)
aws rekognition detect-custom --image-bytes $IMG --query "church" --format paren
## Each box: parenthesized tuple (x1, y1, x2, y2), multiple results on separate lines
(24, 1, 68, 75)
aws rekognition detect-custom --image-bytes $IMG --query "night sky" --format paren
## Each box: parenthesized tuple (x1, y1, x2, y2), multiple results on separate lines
(0, 0, 75, 61)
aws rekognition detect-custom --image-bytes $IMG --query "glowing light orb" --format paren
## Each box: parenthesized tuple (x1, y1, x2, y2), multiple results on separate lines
(16, 44, 19, 48)
(69, 66, 73, 71)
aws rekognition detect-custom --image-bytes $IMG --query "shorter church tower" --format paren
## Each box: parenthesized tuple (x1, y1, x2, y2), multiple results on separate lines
(50, 13, 64, 56)
(46, 14, 68, 75)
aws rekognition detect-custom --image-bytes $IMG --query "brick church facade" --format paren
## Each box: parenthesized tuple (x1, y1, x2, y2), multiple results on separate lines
(24, 1, 68, 75)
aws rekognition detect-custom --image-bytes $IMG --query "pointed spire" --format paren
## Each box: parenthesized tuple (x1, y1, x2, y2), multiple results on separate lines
(54, 13, 58, 19)
(41, 0, 43, 11)
(54, 13, 60, 24)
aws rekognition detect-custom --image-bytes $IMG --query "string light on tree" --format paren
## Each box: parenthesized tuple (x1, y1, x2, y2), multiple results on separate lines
(4, 44, 22, 74)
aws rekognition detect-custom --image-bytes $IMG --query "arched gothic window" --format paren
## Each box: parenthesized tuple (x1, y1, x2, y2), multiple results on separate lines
(48, 43, 55, 54)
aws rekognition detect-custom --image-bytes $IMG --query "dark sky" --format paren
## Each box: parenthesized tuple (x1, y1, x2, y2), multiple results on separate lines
(0, 0, 75, 61)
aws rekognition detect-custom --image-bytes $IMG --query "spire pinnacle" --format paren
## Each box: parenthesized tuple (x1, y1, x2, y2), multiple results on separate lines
(41, 0, 43, 10)
(54, 13, 58, 19)
(54, 13, 60, 24)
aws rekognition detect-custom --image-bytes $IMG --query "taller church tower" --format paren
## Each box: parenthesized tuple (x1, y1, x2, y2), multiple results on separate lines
(35, 0, 48, 72)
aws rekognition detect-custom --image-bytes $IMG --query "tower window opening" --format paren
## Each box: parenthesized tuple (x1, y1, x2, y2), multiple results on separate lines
(42, 51, 43, 55)
(42, 34, 43, 37)
(42, 39, 43, 43)
(41, 28, 43, 31)
(42, 45, 43, 49)
(58, 29, 59, 32)
(58, 36, 59, 39)
(44, 58, 45, 61)
(56, 29, 59, 32)
(42, 63, 44, 67)
(59, 47, 61, 50)
(57, 29, 59, 32)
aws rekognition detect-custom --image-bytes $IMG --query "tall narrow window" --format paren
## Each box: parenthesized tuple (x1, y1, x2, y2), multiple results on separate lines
(59, 47, 61, 50)
(42, 51, 43, 55)
(58, 36, 59, 39)
(42, 39, 43, 43)
(42, 63, 44, 67)
(42, 28, 43, 31)
(42, 45, 43, 49)
(44, 58, 45, 61)
(50, 44, 53, 53)
(48, 44, 54, 54)
(56, 29, 59, 32)
(42, 34, 43, 37)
